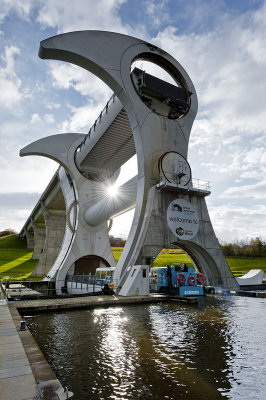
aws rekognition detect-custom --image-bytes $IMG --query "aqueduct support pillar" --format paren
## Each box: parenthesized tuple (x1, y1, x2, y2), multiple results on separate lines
(32, 208, 65, 277)
(31, 219, 45, 260)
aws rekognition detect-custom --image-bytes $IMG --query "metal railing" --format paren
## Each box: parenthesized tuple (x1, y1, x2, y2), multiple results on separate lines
(191, 178, 211, 191)
(160, 171, 210, 191)
(76, 93, 117, 156)
(65, 274, 111, 293)
(66, 273, 112, 283)
(0, 273, 114, 301)
(87, 94, 116, 138)
(0, 280, 57, 299)
(149, 277, 158, 292)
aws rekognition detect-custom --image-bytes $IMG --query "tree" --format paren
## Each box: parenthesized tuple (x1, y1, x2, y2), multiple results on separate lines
(0, 229, 17, 238)
(221, 243, 235, 256)
(220, 237, 266, 257)
(109, 235, 126, 247)
(250, 237, 263, 257)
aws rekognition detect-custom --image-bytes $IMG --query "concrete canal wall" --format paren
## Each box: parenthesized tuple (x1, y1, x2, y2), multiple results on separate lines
(0, 288, 72, 399)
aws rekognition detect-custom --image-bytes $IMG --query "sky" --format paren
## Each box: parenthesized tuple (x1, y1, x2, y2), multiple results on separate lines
(0, 0, 265, 243)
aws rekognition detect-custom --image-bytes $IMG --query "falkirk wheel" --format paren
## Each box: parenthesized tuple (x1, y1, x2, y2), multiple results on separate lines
(20, 31, 239, 295)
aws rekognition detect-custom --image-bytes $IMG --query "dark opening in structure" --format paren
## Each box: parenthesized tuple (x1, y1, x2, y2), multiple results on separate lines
(74, 255, 111, 275)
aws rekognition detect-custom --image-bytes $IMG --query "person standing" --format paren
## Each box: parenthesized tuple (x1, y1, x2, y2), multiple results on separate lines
(166, 265, 172, 293)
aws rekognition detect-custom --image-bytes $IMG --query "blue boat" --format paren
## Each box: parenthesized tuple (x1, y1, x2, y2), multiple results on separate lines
(153, 263, 205, 296)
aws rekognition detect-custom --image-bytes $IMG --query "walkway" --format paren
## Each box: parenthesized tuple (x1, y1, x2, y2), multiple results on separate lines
(12, 293, 170, 313)
(0, 285, 73, 400)
(0, 302, 37, 400)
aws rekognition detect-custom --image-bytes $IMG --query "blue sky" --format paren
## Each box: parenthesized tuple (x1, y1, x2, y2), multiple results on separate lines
(0, 0, 265, 242)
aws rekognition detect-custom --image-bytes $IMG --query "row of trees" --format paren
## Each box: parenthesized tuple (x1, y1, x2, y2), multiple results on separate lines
(110, 235, 266, 258)
(220, 237, 266, 258)
(109, 235, 126, 247)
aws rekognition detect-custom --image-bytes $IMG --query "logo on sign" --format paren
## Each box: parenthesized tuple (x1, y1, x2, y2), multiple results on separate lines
(176, 227, 184, 236)
(167, 199, 199, 240)
(172, 203, 182, 212)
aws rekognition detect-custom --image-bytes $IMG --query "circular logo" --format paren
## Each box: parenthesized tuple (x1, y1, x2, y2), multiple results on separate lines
(176, 227, 184, 236)
(167, 199, 199, 240)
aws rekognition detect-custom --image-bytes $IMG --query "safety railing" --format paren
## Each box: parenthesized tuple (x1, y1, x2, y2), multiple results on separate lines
(191, 178, 211, 191)
(65, 274, 111, 294)
(66, 273, 113, 284)
(0, 280, 57, 299)
(75, 93, 117, 156)
(149, 277, 158, 293)
(87, 93, 116, 138)
(0, 273, 114, 301)
(159, 171, 210, 191)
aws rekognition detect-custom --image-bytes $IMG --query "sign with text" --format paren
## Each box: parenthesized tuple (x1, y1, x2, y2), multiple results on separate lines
(167, 199, 199, 240)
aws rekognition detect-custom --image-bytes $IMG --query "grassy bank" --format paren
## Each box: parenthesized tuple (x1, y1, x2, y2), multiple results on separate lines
(0, 234, 38, 280)
(225, 257, 266, 276)
(1, 236, 266, 280)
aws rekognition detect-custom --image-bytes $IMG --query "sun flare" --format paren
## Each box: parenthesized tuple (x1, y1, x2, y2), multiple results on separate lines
(107, 185, 118, 197)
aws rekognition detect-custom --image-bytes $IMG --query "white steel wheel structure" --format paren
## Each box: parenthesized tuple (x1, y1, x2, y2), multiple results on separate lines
(20, 31, 239, 295)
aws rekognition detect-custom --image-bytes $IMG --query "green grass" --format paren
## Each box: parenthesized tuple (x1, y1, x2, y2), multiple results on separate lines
(226, 257, 266, 276)
(1, 235, 265, 280)
(0, 234, 38, 280)
(2, 259, 40, 279)
(153, 253, 193, 268)
(0, 249, 33, 266)
(113, 250, 193, 269)
(0, 234, 27, 249)
(112, 250, 122, 262)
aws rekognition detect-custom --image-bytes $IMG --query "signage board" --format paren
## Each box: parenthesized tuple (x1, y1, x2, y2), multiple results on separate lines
(167, 199, 199, 240)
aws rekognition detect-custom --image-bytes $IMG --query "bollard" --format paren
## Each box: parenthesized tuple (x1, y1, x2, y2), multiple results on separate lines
(64, 386, 69, 399)
(20, 320, 26, 331)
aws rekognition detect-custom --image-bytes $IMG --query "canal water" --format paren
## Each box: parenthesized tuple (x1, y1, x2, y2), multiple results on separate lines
(25, 296, 266, 400)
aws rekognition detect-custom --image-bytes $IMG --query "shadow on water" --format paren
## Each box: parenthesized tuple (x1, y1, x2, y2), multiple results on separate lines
(24, 296, 266, 400)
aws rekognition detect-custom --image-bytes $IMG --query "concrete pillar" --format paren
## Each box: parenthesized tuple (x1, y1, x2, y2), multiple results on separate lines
(31, 219, 46, 260)
(32, 209, 66, 277)
(138, 188, 239, 290)
(25, 229, 34, 250)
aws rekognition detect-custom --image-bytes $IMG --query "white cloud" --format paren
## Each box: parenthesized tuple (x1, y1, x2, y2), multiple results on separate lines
(37, 0, 128, 33)
(0, 0, 35, 22)
(0, 208, 39, 233)
(209, 203, 266, 242)
(0, 46, 23, 109)
(44, 113, 55, 124)
(31, 113, 55, 126)
(2, 155, 58, 195)
(60, 102, 104, 132)
(110, 209, 135, 239)
(221, 180, 266, 200)
(46, 102, 61, 110)
(0, 117, 58, 204)
(48, 62, 112, 102)
(153, 11, 266, 134)
(145, 0, 170, 28)
(30, 113, 41, 124)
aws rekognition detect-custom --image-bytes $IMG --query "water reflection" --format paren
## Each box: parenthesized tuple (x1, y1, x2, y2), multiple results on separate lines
(224, 297, 266, 399)
(146, 302, 232, 399)
(91, 308, 138, 398)
(25, 297, 266, 400)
